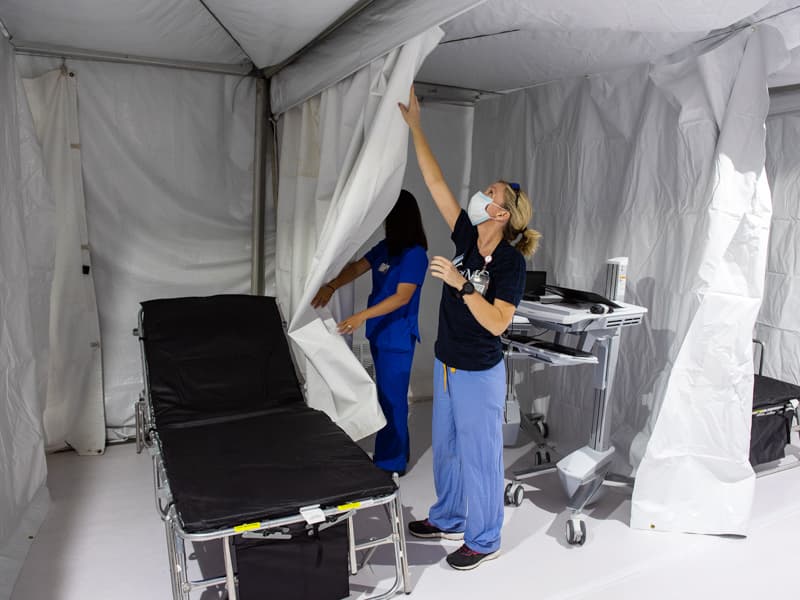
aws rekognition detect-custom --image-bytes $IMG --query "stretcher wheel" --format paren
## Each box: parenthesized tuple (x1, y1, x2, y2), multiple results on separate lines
(566, 518, 586, 546)
(544, 450, 551, 463)
(534, 451, 543, 465)
(504, 483, 514, 506)
(536, 421, 549, 439)
(512, 485, 524, 507)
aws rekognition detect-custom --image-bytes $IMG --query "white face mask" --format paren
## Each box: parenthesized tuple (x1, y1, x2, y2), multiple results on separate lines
(467, 191, 494, 226)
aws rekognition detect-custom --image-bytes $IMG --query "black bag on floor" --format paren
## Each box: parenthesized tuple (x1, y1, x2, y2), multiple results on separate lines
(235, 520, 350, 600)
(750, 411, 793, 466)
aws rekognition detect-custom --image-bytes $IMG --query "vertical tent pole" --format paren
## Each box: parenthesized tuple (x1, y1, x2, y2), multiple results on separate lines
(250, 76, 268, 295)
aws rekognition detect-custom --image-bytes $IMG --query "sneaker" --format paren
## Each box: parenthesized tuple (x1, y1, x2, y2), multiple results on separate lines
(408, 519, 464, 540)
(445, 544, 500, 570)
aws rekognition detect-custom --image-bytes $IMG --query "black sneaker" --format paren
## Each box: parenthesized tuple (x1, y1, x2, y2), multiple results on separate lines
(408, 518, 464, 540)
(445, 544, 500, 570)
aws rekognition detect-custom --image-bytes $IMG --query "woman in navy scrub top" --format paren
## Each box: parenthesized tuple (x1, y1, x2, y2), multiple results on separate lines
(398, 86, 541, 571)
(312, 190, 428, 476)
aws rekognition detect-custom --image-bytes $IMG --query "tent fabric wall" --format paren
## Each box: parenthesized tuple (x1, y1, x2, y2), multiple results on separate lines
(0, 34, 49, 596)
(759, 90, 800, 385)
(22, 69, 105, 455)
(470, 25, 787, 534)
(16, 56, 261, 441)
(275, 28, 442, 440)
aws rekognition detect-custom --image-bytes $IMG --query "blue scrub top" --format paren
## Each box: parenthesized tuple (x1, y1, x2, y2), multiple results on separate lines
(363, 241, 428, 351)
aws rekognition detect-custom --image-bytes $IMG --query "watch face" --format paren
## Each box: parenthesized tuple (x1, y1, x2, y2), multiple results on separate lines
(461, 282, 475, 296)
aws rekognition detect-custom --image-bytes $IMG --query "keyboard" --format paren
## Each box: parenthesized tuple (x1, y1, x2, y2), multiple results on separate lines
(530, 341, 594, 358)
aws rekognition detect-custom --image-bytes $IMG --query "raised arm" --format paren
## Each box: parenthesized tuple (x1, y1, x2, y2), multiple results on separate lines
(399, 86, 461, 231)
(311, 258, 371, 308)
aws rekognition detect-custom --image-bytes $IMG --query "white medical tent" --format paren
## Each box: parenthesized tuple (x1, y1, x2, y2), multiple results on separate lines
(1, 0, 800, 596)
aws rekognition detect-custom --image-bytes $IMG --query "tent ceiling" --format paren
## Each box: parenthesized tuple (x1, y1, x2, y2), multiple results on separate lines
(0, 0, 249, 66)
(417, 0, 777, 92)
(0, 0, 798, 92)
(202, 0, 364, 69)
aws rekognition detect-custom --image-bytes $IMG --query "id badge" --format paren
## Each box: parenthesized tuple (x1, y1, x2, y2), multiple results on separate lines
(470, 269, 490, 296)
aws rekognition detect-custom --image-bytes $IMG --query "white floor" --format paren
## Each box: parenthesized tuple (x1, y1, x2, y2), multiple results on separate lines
(11, 400, 800, 600)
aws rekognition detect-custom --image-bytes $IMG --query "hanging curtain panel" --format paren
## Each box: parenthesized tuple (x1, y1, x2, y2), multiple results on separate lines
(22, 69, 105, 455)
(275, 29, 442, 440)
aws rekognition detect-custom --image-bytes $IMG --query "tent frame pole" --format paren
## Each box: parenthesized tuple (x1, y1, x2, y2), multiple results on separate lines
(250, 77, 268, 295)
(11, 41, 254, 76)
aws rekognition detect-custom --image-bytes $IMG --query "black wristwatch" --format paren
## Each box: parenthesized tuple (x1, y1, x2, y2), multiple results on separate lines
(458, 281, 475, 299)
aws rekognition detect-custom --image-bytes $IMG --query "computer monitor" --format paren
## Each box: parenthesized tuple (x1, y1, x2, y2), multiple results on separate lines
(544, 284, 622, 309)
(523, 271, 547, 300)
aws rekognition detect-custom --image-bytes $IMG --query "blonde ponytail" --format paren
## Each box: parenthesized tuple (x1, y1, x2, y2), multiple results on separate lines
(500, 182, 540, 258)
(514, 227, 541, 257)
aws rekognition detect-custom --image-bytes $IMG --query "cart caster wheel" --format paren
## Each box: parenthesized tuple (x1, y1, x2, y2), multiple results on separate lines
(536, 421, 549, 439)
(512, 485, 524, 507)
(504, 483, 514, 506)
(543, 450, 551, 463)
(534, 451, 543, 465)
(566, 518, 586, 546)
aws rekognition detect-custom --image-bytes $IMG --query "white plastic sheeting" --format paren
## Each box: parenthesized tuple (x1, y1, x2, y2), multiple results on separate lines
(269, 0, 484, 114)
(16, 56, 260, 440)
(22, 69, 105, 455)
(758, 90, 800, 384)
(0, 33, 49, 594)
(276, 29, 442, 440)
(470, 25, 788, 534)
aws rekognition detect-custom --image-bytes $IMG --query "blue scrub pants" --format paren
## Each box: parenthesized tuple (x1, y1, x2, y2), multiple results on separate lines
(370, 343, 415, 473)
(428, 357, 505, 554)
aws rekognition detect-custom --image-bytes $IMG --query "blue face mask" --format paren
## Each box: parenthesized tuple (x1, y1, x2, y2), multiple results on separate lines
(467, 191, 493, 226)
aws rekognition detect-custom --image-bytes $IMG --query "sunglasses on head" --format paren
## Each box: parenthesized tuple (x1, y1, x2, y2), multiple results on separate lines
(508, 182, 521, 207)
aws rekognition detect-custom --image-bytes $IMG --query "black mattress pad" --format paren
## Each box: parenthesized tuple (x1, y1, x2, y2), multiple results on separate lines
(158, 405, 396, 533)
(139, 295, 396, 533)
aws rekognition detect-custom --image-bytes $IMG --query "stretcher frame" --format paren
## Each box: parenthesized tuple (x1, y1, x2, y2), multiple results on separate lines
(134, 305, 411, 600)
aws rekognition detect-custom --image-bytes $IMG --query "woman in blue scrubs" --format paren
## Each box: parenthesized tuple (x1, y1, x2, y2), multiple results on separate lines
(398, 87, 541, 571)
(312, 190, 428, 475)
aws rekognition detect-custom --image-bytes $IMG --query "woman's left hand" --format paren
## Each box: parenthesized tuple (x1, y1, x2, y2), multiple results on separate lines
(337, 313, 366, 335)
(430, 256, 467, 290)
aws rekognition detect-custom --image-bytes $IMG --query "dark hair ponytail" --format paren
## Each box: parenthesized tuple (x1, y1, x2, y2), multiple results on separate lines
(385, 189, 428, 256)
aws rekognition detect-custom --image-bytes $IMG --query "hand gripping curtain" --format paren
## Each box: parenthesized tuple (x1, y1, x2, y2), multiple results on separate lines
(276, 29, 442, 440)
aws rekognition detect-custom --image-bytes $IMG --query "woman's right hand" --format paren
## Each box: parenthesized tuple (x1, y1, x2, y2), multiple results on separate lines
(398, 85, 421, 129)
(311, 284, 334, 308)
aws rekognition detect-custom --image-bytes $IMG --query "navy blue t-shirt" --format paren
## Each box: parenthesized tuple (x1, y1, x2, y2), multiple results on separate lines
(435, 210, 526, 370)
(363, 241, 428, 351)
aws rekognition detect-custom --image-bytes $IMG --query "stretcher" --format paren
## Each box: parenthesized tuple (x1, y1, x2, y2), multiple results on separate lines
(134, 294, 410, 599)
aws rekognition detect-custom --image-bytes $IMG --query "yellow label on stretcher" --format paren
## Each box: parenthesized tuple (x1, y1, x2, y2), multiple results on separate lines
(234, 522, 261, 532)
(337, 502, 362, 511)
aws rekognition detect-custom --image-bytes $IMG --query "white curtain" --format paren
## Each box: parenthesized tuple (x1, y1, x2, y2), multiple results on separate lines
(0, 36, 50, 599)
(16, 56, 260, 441)
(275, 29, 442, 440)
(470, 26, 787, 534)
(758, 90, 800, 384)
(22, 69, 105, 455)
